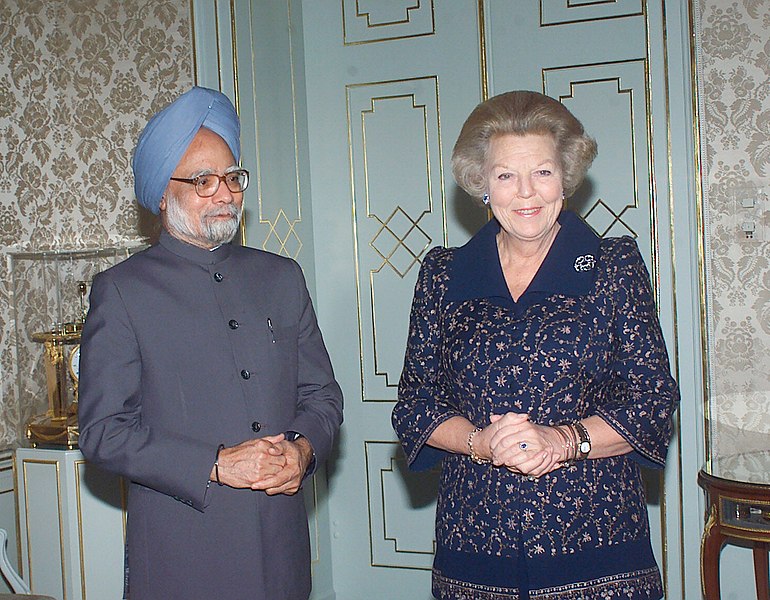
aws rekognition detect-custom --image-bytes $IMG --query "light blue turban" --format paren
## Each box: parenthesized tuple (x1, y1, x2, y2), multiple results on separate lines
(132, 86, 241, 214)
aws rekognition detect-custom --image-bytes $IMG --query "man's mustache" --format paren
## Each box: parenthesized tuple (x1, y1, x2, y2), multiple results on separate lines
(203, 205, 241, 219)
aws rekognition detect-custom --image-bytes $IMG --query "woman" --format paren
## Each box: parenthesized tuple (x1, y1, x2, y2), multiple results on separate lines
(392, 91, 679, 600)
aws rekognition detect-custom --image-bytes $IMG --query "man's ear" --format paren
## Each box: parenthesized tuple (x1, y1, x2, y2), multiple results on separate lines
(159, 195, 167, 211)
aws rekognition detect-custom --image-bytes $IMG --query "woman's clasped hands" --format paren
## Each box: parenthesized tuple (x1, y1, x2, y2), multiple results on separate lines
(480, 413, 566, 478)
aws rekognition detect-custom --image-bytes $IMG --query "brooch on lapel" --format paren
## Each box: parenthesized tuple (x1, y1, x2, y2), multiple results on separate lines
(573, 254, 595, 272)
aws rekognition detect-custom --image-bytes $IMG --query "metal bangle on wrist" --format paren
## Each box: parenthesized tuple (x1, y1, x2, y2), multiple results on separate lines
(467, 427, 491, 465)
(553, 425, 575, 466)
(214, 443, 225, 486)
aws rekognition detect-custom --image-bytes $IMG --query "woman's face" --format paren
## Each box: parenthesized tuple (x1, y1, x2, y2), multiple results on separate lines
(485, 133, 564, 245)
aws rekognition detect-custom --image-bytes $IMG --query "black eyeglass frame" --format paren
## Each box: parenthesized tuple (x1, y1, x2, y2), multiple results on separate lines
(169, 169, 250, 198)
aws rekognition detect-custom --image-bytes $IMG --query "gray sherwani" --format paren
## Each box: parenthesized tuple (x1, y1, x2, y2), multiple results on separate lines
(78, 230, 343, 600)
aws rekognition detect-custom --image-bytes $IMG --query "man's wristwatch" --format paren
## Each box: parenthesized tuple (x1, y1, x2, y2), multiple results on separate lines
(284, 431, 316, 477)
(284, 431, 304, 442)
(574, 421, 591, 460)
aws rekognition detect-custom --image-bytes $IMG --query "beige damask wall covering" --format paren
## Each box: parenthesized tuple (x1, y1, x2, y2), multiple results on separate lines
(699, 0, 770, 456)
(0, 1, 194, 447)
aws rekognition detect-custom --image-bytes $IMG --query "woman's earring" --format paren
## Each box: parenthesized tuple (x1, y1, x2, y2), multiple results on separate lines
(482, 193, 490, 205)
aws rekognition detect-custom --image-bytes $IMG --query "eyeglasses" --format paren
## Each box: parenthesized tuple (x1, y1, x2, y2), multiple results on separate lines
(170, 169, 249, 198)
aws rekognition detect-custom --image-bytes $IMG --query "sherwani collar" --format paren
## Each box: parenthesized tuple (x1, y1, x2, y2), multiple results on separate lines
(158, 229, 233, 265)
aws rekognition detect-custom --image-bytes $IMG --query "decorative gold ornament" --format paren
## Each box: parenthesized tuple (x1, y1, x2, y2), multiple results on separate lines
(25, 281, 90, 449)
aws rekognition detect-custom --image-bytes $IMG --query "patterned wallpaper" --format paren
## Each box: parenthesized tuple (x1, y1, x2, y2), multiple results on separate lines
(698, 0, 770, 456)
(0, 0, 194, 447)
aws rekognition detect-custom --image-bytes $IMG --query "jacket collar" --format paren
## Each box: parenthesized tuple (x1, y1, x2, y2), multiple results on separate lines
(158, 229, 233, 265)
(447, 210, 600, 303)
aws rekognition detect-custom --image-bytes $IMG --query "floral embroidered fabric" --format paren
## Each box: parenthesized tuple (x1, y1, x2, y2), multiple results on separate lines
(392, 212, 679, 600)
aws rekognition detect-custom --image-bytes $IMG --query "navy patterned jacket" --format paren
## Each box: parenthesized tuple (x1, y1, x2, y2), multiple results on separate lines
(392, 210, 679, 600)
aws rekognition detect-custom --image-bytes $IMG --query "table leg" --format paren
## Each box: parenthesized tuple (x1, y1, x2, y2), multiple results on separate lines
(701, 504, 725, 600)
(753, 542, 769, 600)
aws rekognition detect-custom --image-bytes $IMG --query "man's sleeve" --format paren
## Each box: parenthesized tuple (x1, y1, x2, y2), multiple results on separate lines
(281, 260, 343, 474)
(77, 272, 216, 511)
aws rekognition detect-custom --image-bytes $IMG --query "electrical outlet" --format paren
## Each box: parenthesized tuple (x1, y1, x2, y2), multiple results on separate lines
(732, 185, 767, 242)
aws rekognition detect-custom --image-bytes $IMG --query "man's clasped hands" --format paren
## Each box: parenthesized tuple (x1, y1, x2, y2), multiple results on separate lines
(211, 435, 313, 495)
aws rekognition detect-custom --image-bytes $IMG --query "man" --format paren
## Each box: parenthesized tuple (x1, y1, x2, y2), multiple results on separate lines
(78, 86, 343, 599)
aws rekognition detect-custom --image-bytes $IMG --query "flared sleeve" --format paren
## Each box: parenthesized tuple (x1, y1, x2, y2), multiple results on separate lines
(392, 247, 464, 470)
(594, 238, 680, 469)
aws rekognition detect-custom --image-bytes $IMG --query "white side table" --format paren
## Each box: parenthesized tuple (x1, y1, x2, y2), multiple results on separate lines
(13, 448, 125, 600)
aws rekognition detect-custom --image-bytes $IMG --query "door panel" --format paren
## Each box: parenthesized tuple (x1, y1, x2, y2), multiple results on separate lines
(303, 2, 484, 596)
(347, 77, 448, 402)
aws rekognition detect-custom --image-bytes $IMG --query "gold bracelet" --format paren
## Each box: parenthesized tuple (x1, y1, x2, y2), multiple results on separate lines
(553, 425, 574, 465)
(467, 427, 491, 465)
(554, 424, 577, 466)
(566, 423, 578, 463)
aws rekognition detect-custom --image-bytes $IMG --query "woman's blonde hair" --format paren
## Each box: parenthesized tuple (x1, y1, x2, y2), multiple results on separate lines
(451, 91, 597, 200)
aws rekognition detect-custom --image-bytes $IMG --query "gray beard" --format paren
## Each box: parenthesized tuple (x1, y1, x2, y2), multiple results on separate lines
(164, 194, 242, 247)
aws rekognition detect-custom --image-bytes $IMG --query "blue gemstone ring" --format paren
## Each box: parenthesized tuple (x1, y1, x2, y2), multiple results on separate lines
(519, 441, 528, 451)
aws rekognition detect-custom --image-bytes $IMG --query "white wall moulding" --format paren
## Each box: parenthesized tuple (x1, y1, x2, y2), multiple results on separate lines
(0, 451, 18, 594)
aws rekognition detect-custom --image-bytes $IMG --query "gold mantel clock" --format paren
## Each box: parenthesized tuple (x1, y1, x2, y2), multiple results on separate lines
(26, 322, 82, 449)
(25, 281, 87, 449)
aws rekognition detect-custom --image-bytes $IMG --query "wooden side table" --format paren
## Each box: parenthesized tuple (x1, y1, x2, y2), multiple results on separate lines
(698, 451, 770, 600)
